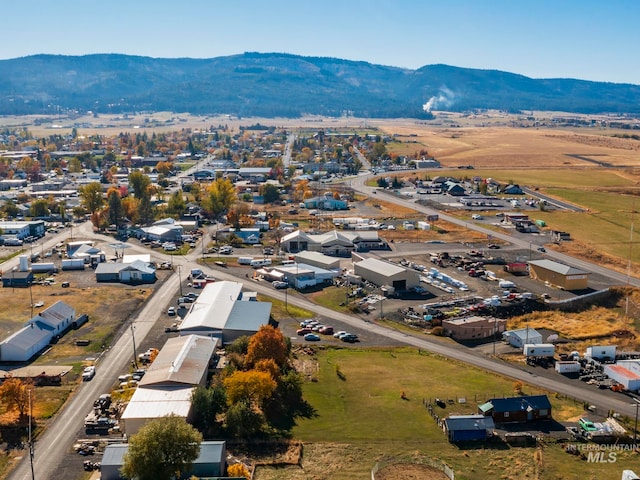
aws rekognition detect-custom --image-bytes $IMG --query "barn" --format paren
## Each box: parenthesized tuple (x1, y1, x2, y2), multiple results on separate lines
(528, 259, 590, 291)
(444, 415, 495, 442)
(2, 271, 33, 288)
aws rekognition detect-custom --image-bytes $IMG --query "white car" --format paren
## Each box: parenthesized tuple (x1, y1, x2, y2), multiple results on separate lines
(333, 331, 348, 338)
(219, 246, 233, 254)
(471, 214, 483, 220)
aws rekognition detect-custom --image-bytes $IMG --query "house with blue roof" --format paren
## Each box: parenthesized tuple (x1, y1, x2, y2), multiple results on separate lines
(444, 415, 495, 442)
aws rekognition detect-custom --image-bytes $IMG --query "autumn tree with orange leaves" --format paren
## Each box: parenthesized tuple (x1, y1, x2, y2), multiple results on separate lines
(245, 325, 289, 369)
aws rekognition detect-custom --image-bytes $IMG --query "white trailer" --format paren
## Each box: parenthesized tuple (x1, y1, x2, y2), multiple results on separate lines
(31, 262, 57, 273)
(555, 361, 581, 374)
(238, 257, 254, 265)
(585, 345, 617, 361)
(523, 343, 555, 357)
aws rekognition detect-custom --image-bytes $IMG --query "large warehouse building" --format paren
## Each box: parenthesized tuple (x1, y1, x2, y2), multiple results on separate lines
(353, 257, 420, 291)
(527, 259, 590, 291)
(177, 281, 272, 342)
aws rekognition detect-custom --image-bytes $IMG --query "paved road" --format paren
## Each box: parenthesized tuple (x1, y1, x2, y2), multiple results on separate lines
(8, 174, 640, 479)
(8, 225, 180, 480)
(349, 174, 640, 288)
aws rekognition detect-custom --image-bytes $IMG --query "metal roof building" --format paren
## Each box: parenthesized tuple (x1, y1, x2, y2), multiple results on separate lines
(139, 334, 218, 388)
(528, 259, 590, 291)
(353, 257, 420, 291)
(294, 250, 341, 270)
(178, 281, 272, 342)
(101, 441, 226, 480)
(120, 335, 218, 435)
(444, 415, 495, 442)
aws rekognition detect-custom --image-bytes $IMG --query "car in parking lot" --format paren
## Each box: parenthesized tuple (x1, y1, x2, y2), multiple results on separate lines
(304, 333, 321, 342)
(333, 330, 348, 339)
(487, 244, 500, 249)
(319, 326, 334, 335)
(471, 214, 483, 220)
(167, 306, 176, 316)
(272, 281, 289, 289)
(297, 328, 313, 335)
(537, 246, 546, 252)
(219, 246, 233, 254)
(341, 334, 359, 343)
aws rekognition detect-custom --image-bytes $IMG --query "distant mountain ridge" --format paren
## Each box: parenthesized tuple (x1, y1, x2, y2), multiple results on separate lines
(0, 52, 639, 117)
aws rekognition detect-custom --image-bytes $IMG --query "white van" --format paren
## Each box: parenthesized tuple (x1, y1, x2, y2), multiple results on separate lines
(250, 258, 273, 268)
(238, 256, 254, 265)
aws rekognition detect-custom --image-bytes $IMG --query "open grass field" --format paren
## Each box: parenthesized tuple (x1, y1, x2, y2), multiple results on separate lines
(0, 281, 153, 362)
(254, 346, 638, 480)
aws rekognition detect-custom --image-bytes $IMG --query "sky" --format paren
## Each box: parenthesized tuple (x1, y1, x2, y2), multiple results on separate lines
(2, 0, 639, 85)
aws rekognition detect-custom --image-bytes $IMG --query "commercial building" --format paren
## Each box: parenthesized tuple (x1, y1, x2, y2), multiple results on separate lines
(177, 281, 272, 342)
(528, 259, 590, 291)
(353, 257, 420, 291)
(442, 316, 507, 341)
(281, 229, 387, 255)
(293, 251, 341, 271)
(119, 335, 217, 435)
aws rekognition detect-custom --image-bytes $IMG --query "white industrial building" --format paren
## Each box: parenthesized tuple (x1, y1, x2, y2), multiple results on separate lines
(502, 327, 543, 349)
(281, 229, 387, 255)
(264, 263, 339, 289)
(603, 360, 640, 392)
(0, 301, 75, 362)
(178, 281, 272, 342)
(120, 334, 217, 435)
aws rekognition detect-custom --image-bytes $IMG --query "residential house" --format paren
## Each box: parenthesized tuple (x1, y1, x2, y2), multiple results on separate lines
(478, 395, 552, 423)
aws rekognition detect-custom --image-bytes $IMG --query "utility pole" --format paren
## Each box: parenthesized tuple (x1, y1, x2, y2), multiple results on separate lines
(130, 323, 138, 369)
(177, 265, 183, 296)
(633, 398, 640, 448)
(28, 388, 34, 480)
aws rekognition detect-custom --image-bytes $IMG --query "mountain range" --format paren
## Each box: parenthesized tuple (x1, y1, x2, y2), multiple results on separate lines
(1, 52, 639, 118)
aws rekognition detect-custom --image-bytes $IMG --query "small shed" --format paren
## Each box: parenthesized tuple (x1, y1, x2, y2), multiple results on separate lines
(444, 415, 494, 442)
(2, 271, 33, 288)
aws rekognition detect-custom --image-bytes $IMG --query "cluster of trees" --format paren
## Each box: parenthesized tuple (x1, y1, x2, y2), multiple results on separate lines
(190, 325, 315, 439)
(0, 377, 35, 419)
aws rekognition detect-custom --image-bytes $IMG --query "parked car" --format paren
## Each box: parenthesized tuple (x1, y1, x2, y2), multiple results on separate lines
(272, 281, 289, 289)
(537, 246, 546, 252)
(341, 334, 359, 343)
(219, 246, 233, 254)
(304, 333, 321, 342)
(487, 244, 500, 249)
(333, 331, 348, 338)
(297, 328, 313, 335)
(319, 326, 334, 335)
(167, 306, 176, 316)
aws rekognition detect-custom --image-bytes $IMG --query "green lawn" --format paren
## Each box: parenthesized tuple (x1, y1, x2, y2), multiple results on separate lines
(269, 347, 640, 480)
